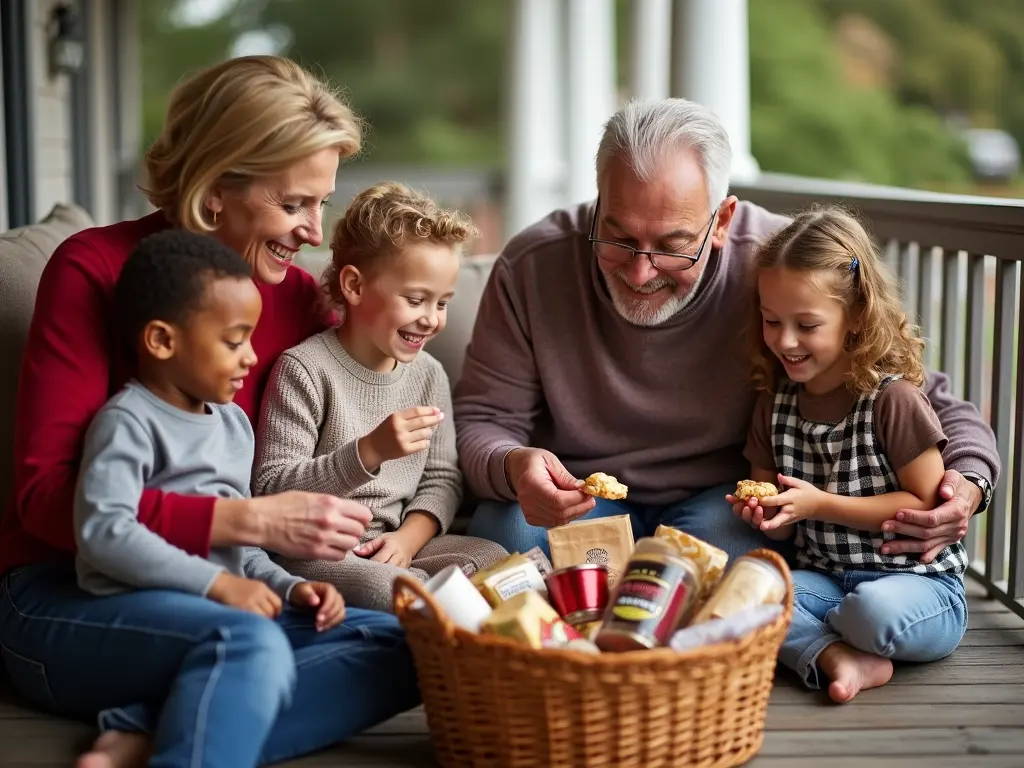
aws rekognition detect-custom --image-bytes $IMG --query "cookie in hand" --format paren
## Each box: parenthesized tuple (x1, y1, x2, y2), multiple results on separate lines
(735, 479, 778, 501)
(582, 472, 628, 500)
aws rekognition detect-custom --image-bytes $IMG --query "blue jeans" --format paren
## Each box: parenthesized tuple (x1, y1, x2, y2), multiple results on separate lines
(467, 483, 793, 563)
(781, 568, 968, 689)
(0, 561, 421, 767)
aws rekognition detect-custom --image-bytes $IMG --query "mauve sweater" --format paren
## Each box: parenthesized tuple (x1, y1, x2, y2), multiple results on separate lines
(453, 201, 999, 505)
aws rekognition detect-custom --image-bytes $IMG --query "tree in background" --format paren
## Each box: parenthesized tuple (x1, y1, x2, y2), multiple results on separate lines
(748, 0, 972, 187)
(141, 0, 505, 166)
(143, 0, 1024, 190)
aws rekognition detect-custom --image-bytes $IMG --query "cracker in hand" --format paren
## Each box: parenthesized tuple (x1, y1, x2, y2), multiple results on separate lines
(582, 472, 628, 500)
(735, 479, 778, 501)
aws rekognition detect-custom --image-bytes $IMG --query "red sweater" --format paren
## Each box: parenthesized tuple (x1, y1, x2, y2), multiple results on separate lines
(0, 212, 327, 574)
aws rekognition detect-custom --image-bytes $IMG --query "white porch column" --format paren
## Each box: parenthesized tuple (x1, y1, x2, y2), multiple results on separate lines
(564, 0, 616, 205)
(672, 0, 759, 183)
(630, 0, 672, 101)
(505, 0, 565, 239)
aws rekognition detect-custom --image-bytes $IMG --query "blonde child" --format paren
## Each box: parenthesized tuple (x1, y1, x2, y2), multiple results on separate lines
(727, 208, 968, 703)
(253, 182, 508, 611)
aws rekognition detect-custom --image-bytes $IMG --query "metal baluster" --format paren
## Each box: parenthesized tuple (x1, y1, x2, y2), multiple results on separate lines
(962, 254, 987, 565)
(883, 239, 899, 273)
(988, 259, 1017, 588)
(940, 250, 964, 397)
(917, 246, 937, 369)
(1011, 267, 1024, 601)
(899, 242, 918, 322)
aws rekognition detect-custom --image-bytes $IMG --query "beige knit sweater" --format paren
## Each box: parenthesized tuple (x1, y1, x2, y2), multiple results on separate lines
(253, 329, 462, 540)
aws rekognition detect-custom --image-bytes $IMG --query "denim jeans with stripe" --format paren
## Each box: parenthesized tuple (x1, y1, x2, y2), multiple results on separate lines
(0, 561, 420, 767)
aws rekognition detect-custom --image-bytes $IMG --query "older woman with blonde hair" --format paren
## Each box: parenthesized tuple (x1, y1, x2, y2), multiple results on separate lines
(0, 56, 419, 767)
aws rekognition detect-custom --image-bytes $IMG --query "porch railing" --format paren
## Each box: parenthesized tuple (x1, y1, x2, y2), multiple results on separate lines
(733, 173, 1024, 619)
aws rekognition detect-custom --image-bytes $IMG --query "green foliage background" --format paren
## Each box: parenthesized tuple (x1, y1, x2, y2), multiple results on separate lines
(142, 0, 1024, 190)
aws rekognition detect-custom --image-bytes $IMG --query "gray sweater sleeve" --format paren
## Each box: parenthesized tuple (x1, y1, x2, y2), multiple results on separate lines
(242, 546, 305, 600)
(74, 407, 225, 596)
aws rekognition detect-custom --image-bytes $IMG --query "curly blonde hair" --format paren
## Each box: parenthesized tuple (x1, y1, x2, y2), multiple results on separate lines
(748, 206, 925, 395)
(142, 55, 362, 232)
(322, 182, 479, 308)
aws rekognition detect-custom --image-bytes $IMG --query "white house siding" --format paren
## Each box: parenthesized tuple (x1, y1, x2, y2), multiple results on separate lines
(13, 0, 137, 228)
(28, 0, 74, 222)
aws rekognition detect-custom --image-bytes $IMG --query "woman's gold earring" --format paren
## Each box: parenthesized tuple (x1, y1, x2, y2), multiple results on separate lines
(213, 210, 219, 226)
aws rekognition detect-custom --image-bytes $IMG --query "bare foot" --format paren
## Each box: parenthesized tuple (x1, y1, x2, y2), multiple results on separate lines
(818, 641, 893, 703)
(76, 730, 151, 768)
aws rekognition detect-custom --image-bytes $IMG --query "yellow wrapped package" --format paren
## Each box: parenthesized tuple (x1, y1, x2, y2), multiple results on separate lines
(480, 590, 582, 649)
(471, 553, 547, 607)
(654, 524, 729, 598)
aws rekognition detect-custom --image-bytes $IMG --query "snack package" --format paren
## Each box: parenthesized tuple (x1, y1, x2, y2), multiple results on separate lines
(480, 590, 583, 649)
(653, 524, 729, 598)
(669, 604, 783, 652)
(547, 514, 634, 587)
(691, 556, 787, 625)
(523, 545, 554, 577)
(471, 553, 548, 607)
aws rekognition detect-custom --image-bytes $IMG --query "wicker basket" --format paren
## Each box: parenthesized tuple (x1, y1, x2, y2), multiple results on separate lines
(393, 548, 793, 768)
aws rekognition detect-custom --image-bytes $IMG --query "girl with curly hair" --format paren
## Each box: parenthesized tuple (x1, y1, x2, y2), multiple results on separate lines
(728, 207, 967, 703)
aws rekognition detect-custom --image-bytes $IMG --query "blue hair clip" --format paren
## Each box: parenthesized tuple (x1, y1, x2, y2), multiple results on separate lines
(848, 257, 859, 273)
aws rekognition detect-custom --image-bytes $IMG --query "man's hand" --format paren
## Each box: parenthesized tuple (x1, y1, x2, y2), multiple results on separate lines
(756, 474, 828, 530)
(506, 448, 595, 528)
(289, 581, 345, 631)
(881, 469, 977, 563)
(358, 407, 443, 473)
(353, 532, 416, 569)
(208, 573, 282, 619)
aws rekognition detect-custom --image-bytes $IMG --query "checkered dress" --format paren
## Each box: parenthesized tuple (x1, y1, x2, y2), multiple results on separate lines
(771, 375, 967, 576)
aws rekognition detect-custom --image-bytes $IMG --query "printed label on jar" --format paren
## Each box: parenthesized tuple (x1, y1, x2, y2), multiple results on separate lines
(607, 557, 693, 645)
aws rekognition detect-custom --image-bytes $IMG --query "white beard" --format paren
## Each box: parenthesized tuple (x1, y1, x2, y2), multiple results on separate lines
(605, 265, 707, 327)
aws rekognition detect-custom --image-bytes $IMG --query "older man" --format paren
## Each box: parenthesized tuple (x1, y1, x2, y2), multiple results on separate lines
(453, 98, 998, 563)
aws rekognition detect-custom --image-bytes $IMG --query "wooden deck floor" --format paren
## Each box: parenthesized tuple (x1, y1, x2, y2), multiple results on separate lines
(1, 579, 1022, 767)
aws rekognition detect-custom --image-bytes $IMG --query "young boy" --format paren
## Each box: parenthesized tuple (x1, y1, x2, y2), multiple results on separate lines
(73, 228, 342, 628)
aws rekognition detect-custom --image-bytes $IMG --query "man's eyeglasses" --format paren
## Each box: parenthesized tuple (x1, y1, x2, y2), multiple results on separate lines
(588, 198, 717, 272)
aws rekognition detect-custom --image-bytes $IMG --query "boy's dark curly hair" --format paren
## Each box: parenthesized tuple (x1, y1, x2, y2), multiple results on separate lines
(115, 229, 252, 353)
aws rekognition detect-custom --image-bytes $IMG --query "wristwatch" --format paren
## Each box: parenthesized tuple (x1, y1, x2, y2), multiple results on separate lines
(961, 471, 993, 515)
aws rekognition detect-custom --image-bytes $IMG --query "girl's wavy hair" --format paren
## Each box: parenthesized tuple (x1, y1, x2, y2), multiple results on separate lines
(322, 182, 479, 310)
(748, 206, 925, 394)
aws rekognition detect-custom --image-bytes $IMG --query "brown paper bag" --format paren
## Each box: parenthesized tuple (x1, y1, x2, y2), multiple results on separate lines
(546, 514, 635, 587)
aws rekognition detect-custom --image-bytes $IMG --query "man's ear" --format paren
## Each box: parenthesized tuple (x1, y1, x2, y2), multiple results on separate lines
(711, 195, 739, 251)
(142, 320, 177, 361)
(339, 265, 365, 307)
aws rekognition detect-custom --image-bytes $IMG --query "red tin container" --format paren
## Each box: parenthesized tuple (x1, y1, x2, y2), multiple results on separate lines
(545, 563, 610, 625)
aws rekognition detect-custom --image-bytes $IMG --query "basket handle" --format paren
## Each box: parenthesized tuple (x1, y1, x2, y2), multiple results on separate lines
(392, 573, 459, 641)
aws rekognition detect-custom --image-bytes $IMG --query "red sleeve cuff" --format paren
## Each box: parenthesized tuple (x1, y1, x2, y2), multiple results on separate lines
(138, 489, 216, 558)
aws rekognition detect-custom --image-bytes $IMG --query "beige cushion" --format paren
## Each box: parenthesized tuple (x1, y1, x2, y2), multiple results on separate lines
(0, 204, 96, 521)
(292, 251, 497, 386)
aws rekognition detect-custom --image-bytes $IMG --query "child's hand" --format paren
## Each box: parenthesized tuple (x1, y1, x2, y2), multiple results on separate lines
(208, 573, 282, 619)
(289, 581, 346, 631)
(757, 474, 826, 530)
(725, 493, 771, 530)
(353, 532, 415, 569)
(358, 407, 443, 471)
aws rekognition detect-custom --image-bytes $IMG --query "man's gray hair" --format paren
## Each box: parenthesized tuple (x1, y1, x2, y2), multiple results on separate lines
(596, 98, 733, 211)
